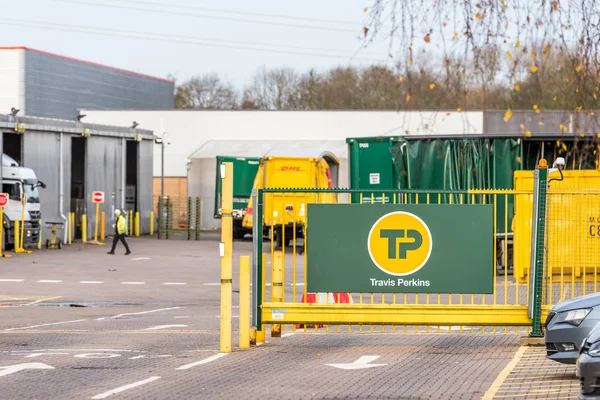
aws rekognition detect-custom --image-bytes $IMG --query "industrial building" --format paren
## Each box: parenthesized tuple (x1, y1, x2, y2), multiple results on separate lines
(0, 114, 154, 243)
(0, 47, 174, 121)
(81, 110, 484, 230)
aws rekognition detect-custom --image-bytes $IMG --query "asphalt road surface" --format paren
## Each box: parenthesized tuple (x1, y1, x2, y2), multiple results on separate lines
(0, 235, 578, 399)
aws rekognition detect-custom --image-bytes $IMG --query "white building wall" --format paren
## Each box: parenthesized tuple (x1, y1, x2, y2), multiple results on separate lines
(82, 110, 484, 178)
(0, 48, 25, 115)
(83, 110, 483, 230)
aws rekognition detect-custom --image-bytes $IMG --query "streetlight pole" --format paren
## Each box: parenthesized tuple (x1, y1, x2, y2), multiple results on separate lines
(161, 140, 165, 198)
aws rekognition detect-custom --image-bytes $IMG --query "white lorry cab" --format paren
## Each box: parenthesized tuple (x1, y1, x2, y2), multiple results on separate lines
(2, 154, 45, 250)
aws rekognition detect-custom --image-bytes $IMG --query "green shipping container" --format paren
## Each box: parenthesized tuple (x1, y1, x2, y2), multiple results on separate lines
(346, 136, 401, 203)
(214, 155, 261, 238)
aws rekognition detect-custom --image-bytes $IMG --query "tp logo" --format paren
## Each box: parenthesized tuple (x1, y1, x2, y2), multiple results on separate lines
(367, 211, 433, 276)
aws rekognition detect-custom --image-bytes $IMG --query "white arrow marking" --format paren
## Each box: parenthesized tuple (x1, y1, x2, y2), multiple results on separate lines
(0, 363, 54, 377)
(326, 355, 387, 370)
(144, 325, 188, 331)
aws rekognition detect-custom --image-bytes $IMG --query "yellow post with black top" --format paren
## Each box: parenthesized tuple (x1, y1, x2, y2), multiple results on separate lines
(220, 162, 233, 353)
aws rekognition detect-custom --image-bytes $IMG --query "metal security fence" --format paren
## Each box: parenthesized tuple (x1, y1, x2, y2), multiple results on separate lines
(157, 196, 201, 240)
(251, 188, 541, 336)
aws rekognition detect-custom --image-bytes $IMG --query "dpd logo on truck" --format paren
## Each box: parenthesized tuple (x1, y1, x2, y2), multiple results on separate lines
(367, 211, 432, 276)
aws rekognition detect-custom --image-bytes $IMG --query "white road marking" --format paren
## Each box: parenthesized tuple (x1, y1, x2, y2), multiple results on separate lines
(23, 296, 62, 306)
(131, 257, 150, 261)
(281, 333, 296, 338)
(0, 279, 24, 282)
(96, 307, 182, 321)
(6, 349, 139, 353)
(215, 315, 239, 318)
(120, 282, 145, 285)
(91, 376, 161, 399)
(37, 280, 62, 283)
(0, 363, 54, 378)
(291, 283, 305, 286)
(5, 319, 87, 331)
(203, 283, 220, 286)
(164, 282, 187, 285)
(24, 353, 69, 358)
(128, 355, 172, 360)
(175, 353, 228, 370)
(144, 325, 188, 331)
(326, 355, 387, 370)
(74, 353, 121, 359)
(173, 316, 191, 319)
(80, 281, 103, 284)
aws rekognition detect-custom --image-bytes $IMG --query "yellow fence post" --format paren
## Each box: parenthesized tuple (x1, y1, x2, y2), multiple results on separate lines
(100, 212, 105, 241)
(239, 255, 251, 349)
(149, 211, 154, 236)
(135, 211, 140, 237)
(256, 253, 267, 345)
(271, 251, 283, 338)
(82, 214, 87, 243)
(37, 219, 42, 249)
(220, 162, 234, 353)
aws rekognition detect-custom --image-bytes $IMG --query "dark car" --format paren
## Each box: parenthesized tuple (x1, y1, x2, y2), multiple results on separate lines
(545, 293, 600, 364)
(576, 321, 600, 399)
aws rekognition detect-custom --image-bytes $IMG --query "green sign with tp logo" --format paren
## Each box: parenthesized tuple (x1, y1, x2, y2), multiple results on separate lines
(306, 204, 494, 294)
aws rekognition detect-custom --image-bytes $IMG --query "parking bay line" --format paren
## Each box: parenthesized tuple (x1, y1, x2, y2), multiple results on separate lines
(0, 279, 24, 282)
(80, 281, 103, 284)
(175, 353, 228, 370)
(91, 376, 161, 399)
(37, 280, 62, 283)
(4, 319, 87, 331)
(120, 282, 145, 285)
(481, 346, 527, 400)
(96, 307, 182, 320)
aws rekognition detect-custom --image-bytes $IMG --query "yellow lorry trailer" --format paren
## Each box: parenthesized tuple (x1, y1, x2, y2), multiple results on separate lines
(242, 149, 339, 248)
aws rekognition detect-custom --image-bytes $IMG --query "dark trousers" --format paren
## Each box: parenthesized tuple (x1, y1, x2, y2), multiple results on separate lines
(110, 234, 130, 253)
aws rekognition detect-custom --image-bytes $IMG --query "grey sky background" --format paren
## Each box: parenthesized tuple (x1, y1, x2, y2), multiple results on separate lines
(1, 0, 395, 87)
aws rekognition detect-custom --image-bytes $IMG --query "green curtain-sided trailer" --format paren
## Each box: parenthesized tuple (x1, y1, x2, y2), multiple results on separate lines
(214, 155, 261, 239)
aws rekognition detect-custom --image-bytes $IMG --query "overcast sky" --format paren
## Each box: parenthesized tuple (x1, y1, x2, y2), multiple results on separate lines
(1, 0, 394, 87)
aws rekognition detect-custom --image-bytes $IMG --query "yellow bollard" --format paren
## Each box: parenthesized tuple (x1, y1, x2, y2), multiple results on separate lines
(256, 253, 266, 345)
(135, 211, 140, 237)
(239, 255, 251, 349)
(149, 211, 154, 236)
(82, 214, 87, 243)
(220, 162, 233, 353)
(271, 251, 283, 338)
(100, 212, 105, 241)
(37, 219, 42, 249)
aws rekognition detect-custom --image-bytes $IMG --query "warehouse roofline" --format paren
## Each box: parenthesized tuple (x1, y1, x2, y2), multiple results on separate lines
(0, 114, 155, 140)
(0, 46, 174, 84)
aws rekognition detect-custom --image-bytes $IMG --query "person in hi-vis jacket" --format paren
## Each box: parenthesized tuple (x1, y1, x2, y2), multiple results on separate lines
(107, 209, 131, 255)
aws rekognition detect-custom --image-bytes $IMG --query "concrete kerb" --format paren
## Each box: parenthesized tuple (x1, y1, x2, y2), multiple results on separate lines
(520, 336, 545, 346)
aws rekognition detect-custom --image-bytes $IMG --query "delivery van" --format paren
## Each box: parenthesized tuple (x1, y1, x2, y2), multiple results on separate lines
(242, 149, 339, 247)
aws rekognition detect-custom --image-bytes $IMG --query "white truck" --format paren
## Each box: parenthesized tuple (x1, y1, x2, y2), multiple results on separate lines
(2, 154, 45, 250)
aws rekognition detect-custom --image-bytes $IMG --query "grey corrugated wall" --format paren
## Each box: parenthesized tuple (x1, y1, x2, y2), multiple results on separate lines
(24, 49, 174, 120)
(138, 139, 153, 235)
(22, 131, 71, 242)
(85, 136, 123, 240)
